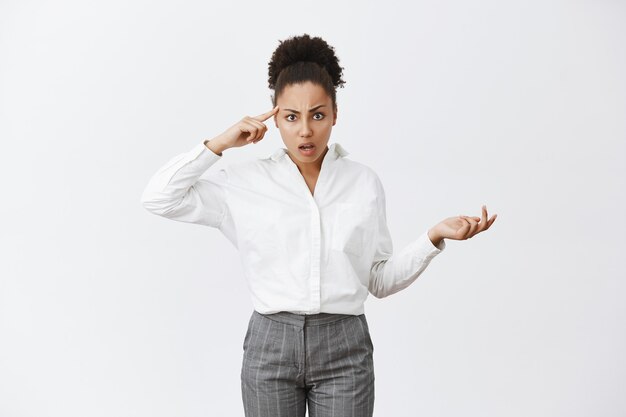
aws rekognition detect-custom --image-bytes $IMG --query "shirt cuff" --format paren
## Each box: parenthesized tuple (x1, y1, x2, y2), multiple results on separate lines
(202, 139, 224, 157)
(407, 230, 446, 260)
(427, 231, 446, 251)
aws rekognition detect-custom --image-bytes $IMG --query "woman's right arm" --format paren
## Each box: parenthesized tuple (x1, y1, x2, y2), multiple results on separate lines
(140, 139, 229, 228)
(140, 106, 279, 229)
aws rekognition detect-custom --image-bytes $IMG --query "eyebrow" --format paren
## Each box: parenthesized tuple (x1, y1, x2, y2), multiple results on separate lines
(283, 105, 327, 114)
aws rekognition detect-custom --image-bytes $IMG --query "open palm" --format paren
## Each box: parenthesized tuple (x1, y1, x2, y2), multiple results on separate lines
(433, 205, 497, 241)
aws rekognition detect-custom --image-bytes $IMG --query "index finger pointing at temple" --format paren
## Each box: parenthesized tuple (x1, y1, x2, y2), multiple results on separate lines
(253, 105, 279, 122)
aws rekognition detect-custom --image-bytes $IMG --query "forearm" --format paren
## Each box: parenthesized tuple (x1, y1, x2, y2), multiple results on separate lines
(368, 231, 445, 298)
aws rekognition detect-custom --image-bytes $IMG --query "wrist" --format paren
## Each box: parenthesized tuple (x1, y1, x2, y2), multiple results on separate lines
(428, 228, 443, 248)
(204, 139, 227, 156)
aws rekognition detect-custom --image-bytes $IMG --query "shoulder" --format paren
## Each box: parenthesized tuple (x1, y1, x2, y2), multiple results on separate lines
(337, 157, 383, 186)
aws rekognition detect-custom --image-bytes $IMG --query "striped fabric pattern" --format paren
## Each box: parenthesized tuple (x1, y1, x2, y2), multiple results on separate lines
(241, 310, 375, 417)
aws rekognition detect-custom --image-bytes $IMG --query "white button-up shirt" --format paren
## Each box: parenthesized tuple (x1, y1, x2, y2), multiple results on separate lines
(141, 141, 445, 315)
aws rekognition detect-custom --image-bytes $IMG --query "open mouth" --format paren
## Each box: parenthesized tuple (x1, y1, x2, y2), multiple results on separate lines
(298, 143, 316, 156)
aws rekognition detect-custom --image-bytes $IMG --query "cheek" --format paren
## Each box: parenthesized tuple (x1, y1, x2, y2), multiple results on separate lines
(276, 124, 294, 139)
(279, 123, 296, 133)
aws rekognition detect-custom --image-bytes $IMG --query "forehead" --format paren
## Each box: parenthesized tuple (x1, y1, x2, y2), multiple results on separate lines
(278, 82, 331, 106)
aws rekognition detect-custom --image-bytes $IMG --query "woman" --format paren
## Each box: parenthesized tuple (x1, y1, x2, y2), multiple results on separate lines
(141, 33, 496, 417)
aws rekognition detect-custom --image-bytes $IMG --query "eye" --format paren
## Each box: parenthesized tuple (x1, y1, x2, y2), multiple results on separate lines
(286, 114, 296, 122)
(313, 112, 325, 120)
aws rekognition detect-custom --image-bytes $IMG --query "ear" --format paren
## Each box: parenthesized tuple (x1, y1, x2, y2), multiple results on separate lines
(332, 107, 338, 126)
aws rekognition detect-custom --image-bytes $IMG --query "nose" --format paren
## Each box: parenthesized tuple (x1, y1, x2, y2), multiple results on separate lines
(299, 119, 312, 138)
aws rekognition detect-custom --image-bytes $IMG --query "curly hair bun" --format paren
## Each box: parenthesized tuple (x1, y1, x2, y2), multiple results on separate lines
(267, 33, 346, 90)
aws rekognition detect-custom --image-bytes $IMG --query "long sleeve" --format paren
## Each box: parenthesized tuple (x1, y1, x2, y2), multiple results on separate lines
(140, 141, 229, 229)
(368, 176, 445, 298)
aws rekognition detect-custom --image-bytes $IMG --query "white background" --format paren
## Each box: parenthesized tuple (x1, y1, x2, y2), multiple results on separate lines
(1, 0, 624, 416)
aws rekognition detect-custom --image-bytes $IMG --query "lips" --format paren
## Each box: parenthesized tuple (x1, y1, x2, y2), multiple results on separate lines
(299, 142, 315, 149)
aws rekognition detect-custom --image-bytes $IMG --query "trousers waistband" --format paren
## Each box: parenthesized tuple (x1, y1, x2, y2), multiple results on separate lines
(254, 310, 361, 327)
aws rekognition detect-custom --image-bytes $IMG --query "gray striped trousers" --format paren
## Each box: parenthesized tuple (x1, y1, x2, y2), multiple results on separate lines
(241, 309, 375, 416)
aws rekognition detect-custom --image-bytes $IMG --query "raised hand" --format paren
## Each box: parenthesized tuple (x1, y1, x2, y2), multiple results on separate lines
(428, 205, 497, 245)
(207, 105, 280, 153)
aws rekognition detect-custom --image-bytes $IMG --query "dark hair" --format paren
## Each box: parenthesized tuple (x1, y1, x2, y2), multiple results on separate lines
(268, 34, 346, 112)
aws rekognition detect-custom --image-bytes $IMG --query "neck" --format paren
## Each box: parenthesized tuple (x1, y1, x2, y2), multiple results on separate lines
(288, 146, 329, 176)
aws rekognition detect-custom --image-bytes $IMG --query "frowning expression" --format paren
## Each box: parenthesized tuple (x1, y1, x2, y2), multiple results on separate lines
(274, 81, 337, 168)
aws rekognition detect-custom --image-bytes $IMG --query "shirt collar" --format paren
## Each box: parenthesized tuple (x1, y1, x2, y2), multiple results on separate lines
(269, 142, 350, 162)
